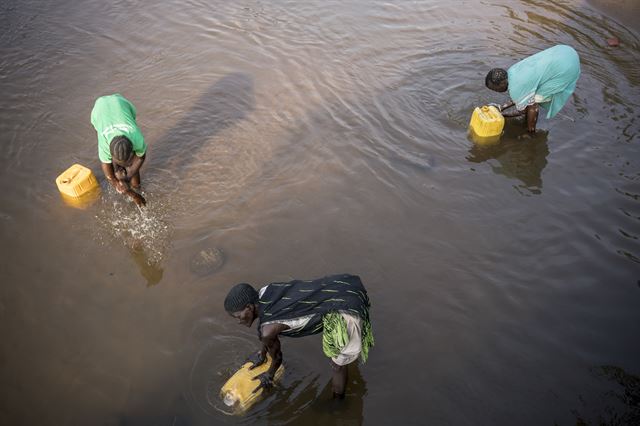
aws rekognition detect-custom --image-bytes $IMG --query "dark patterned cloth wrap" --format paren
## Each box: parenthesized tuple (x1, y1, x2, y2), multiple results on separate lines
(257, 274, 372, 339)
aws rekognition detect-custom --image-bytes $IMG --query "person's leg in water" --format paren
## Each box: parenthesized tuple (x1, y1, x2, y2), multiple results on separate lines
(129, 169, 141, 189)
(331, 361, 348, 399)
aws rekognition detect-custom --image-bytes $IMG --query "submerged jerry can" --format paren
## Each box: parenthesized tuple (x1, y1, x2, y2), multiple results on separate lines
(56, 164, 100, 208)
(469, 105, 504, 138)
(221, 355, 284, 413)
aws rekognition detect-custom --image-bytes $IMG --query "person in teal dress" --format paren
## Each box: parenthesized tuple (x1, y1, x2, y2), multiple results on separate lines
(485, 45, 581, 133)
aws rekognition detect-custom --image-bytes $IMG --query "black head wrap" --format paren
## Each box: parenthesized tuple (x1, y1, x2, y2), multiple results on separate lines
(485, 68, 508, 88)
(110, 135, 133, 162)
(224, 283, 258, 313)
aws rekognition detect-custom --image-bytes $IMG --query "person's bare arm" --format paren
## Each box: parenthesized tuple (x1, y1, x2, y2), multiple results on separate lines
(123, 189, 146, 206)
(501, 108, 526, 118)
(252, 323, 289, 392)
(126, 154, 145, 177)
(500, 100, 515, 111)
(101, 162, 146, 205)
(101, 162, 125, 192)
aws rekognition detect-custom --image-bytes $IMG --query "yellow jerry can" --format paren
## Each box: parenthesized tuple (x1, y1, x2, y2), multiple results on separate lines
(220, 355, 284, 413)
(468, 128, 501, 146)
(56, 164, 99, 197)
(59, 188, 101, 209)
(56, 164, 101, 209)
(469, 105, 504, 138)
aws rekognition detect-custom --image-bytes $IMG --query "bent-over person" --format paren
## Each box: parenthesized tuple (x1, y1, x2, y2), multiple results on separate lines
(91, 93, 147, 206)
(224, 274, 374, 399)
(485, 45, 581, 133)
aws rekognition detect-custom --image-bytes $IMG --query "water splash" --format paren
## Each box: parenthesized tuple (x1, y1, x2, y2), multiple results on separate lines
(94, 187, 172, 268)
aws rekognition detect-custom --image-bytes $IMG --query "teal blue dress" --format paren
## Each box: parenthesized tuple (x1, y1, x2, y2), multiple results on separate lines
(507, 45, 581, 119)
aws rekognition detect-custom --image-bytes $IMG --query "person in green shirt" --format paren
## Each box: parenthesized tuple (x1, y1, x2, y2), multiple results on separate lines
(91, 93, 147, 206)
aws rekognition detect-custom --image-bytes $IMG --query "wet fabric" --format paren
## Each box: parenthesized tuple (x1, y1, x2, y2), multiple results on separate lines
(257, 274, 374, 362)
(507, 45, 580, 118)
(91, 93, 147, 163)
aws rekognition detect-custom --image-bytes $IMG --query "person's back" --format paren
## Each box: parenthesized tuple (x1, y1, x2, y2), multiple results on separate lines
(485, 45, 581, 132)
(507, 45, 580, 119)
(90, 93, 147, 206)
(91, 94, 145, 164)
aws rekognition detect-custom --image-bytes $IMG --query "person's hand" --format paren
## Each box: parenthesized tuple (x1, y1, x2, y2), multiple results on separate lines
(247, 351, 267, 370)
(487, 102, 502, 111)
(251, 372, 274, 394)
(130, 191, 146, 207)
(114, 167, 127, 181)
(115, 180, 128, 194)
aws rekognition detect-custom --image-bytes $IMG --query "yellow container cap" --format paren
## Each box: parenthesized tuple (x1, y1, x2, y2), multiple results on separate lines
(56, 164, 100, 198)
(469, 105, 505, 138)
(220, 355, 284, 413)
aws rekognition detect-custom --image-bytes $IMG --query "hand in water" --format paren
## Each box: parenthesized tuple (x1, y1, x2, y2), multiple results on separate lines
(131, 191, 146, 207)
(251, 372, 274, 393)
(247, 351, 267, 370)
(115, 180, 128, 194)
(114, 167, 127, 181)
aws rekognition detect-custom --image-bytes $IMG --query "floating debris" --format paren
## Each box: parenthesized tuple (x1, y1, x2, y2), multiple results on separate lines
(607, 36, 620, 47)
(190, 247, 225, 276)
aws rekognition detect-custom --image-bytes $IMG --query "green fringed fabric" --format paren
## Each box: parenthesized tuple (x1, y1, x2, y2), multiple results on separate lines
(322, 312, 349, 358)
(322, 312, 374, 363)
(361, 317, 374, 363)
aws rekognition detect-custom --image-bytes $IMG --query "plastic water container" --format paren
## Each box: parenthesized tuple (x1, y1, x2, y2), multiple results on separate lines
(220, 356, 284, 413)
(56, 164, 101, 209)
(56, 164, 99, 197)
(469, 105, 504, 138)
(59, 187, 101, 209)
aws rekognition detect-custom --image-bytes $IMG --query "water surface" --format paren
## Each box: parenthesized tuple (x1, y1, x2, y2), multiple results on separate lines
(1, 0, 639, 424)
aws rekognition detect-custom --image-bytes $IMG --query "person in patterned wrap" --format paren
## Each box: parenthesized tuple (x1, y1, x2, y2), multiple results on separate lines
(223, 273, 374, 399)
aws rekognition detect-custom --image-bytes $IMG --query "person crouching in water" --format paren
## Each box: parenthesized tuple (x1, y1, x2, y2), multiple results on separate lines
(224, 273, 374, 399)
(485, 44, 581, 133)
(91, 94, 147, 206)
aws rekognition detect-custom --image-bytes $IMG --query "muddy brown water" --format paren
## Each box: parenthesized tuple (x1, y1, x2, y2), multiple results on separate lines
(1, 0, 639, 425)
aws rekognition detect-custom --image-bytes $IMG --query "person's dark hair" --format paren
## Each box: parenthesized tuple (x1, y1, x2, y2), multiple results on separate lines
(224, 283, 258, 313)
(485, 68, 508, 88)
(110, 135, 133, 162)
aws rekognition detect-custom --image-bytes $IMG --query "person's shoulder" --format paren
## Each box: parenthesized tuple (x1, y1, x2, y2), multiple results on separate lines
(258, 285, 270, 298)
(261, 321, 289, 337)
(330, 273, 362, 283)
(94, 93, 121, 102)
(556, 44, 579, 57)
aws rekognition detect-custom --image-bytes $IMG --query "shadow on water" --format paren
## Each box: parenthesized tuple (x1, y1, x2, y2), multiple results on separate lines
(151, 72, 255, 179)
(569, 365, 640, 426)
(267, 364, 367, 426)
(112, 73, 254, 285)
(467, 121, 550, 195)
(129, 243, 164, 287)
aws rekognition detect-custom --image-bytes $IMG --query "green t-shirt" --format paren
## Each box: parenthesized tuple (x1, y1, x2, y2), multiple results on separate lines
(90, 94, 147, 163)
